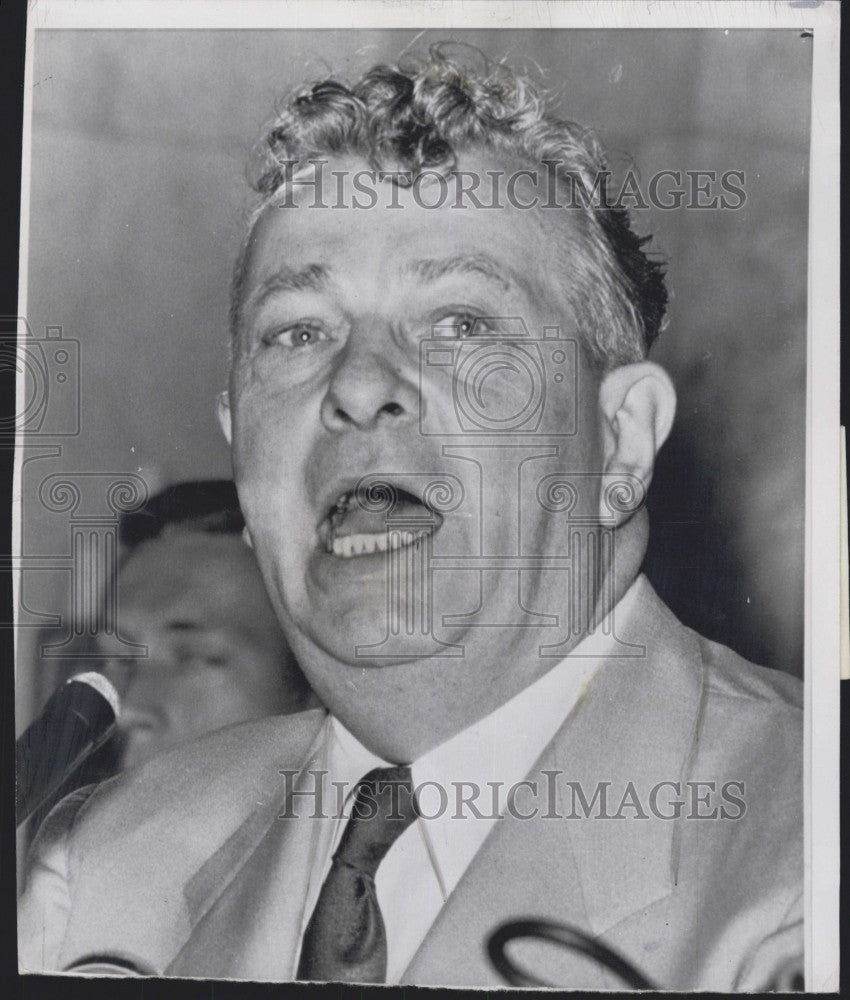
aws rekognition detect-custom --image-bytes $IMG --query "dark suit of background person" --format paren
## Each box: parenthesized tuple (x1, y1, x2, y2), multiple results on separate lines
(17, 48, 803, 989)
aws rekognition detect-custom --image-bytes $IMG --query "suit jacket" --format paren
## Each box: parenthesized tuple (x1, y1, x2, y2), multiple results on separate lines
(18, 578, 803, 989)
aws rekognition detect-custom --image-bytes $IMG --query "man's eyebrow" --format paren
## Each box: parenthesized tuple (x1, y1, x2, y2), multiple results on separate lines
(247, 263, 330, 308)
(405, 254, 513, 291)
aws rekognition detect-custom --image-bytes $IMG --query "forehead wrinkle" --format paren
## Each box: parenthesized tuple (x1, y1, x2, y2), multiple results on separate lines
(404, 253, 513, 293)
(246, 263, 331, 311)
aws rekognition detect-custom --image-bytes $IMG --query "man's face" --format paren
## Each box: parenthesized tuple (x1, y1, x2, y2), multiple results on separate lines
(226, 152, 607, 747)
(104, 529, 306, 769)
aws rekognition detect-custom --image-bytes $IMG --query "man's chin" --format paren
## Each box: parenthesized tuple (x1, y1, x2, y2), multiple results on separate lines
(298, 550, 511, 666)
(299, 607, 416, 667)
(302, 545, 413, 657)
(291, 588, 453, 670)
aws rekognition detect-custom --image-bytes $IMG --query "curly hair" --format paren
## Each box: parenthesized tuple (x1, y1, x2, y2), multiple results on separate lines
(231, 44, 667, 372)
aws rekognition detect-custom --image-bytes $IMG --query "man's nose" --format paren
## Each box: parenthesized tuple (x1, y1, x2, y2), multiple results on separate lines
(320, 328, 419, 433)
(105, 660, 163, 715)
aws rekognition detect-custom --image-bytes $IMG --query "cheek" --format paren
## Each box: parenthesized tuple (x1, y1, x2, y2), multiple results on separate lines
(231, 390, 304, 497)
(420, 352, 544, 433)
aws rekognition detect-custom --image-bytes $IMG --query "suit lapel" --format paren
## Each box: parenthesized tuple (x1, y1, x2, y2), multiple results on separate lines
(558, 578, 705, 934)
(405, 578, 705, 987)
(401, 737, 609, 989)
(167, 579, 704, 986)
(166, 714, 331, 979)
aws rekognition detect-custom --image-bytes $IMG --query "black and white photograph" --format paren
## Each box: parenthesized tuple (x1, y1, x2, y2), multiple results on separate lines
(10, 0, 840, 992)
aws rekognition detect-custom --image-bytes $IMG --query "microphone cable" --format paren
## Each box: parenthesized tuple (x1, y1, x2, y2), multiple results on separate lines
(488, 918, 657, 989)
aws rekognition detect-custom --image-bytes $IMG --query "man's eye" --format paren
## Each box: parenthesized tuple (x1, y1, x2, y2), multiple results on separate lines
(434, 313, 492, 338)
(264, 324, 329, 348)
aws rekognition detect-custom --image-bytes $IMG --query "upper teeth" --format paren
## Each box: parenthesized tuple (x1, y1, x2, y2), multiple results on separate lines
(332, 529, 430, 559)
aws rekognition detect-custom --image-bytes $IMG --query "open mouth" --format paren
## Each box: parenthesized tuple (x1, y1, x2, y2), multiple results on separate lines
(317, 484, 443, 559)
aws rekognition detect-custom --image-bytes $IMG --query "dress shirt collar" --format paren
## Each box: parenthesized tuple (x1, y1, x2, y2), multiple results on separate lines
(328, 575, 644, 894)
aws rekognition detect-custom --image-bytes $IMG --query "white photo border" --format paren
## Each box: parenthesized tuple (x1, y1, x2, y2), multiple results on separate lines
(16, 1, 841, 991)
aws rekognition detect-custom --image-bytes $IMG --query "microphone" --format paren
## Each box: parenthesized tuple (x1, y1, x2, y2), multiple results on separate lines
(16, 672, 120, 826)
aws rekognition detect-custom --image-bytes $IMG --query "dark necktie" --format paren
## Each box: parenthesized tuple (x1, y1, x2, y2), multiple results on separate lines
(297, 764, 418, 983)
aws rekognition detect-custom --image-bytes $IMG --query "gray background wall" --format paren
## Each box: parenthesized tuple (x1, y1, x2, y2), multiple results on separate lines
(18, 28, 811, 726)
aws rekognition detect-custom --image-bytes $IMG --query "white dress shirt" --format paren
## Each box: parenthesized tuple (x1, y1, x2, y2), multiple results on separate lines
(297, 578, 641, 983)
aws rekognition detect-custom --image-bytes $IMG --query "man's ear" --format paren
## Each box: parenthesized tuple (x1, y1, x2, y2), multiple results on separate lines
(217, 390, 233, 446)
(597, 362, 676, 525)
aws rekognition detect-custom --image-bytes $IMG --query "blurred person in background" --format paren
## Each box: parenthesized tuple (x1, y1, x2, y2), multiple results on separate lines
(25, 479, 319, 824)
(104, 480, 317, 768)
(107, 479, 319, 768)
